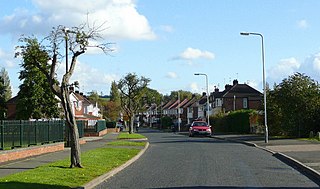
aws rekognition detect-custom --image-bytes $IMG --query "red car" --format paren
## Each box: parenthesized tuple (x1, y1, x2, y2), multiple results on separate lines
(189, 121, 212, 137)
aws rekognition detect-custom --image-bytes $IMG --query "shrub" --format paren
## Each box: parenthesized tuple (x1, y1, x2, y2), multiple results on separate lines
(211, 110, 253, 133)
(106, 121, 116, 128)
(161, 116, 173, 129)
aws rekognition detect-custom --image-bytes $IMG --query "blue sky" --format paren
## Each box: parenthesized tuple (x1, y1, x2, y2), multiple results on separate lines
(1, 0, 320, 96)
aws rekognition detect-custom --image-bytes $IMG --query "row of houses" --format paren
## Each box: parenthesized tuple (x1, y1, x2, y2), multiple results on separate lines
(6, 89, 102, 123)
(147, 80, 263, 126)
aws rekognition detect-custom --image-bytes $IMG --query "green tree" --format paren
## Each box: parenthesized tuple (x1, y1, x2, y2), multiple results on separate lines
(268, 73, 320, 137)
(16, 39, 60, 120)
(110, 81, 120, 104)
(105, 81, 121, 121)
(0, 77, 6, 119)
(143, 87, 163, 105)
(0, 68, 12, 102)
(164, 90, 196, 102)
(16, 24, 111, 168)
(118, 73, 150, 134)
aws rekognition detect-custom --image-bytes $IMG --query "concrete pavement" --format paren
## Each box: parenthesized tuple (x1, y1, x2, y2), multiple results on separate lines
(212, 134, 320, 184)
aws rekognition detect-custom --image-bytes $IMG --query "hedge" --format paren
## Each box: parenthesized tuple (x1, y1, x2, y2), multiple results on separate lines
(211, 109, 253, 133)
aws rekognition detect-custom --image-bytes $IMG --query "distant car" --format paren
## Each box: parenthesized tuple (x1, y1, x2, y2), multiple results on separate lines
(189, 121, 212, 137)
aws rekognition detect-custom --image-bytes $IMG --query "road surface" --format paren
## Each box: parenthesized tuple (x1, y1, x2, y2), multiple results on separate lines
(95, 129, 319, 189)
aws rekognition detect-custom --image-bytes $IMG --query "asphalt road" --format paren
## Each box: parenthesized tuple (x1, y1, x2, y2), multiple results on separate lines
(95, 129, 319, 189)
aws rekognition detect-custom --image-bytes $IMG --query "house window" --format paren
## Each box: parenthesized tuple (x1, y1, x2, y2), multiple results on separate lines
(188, 107, 193, 113)
(243, 98, 248, 109)
(216, 98, 222, 107)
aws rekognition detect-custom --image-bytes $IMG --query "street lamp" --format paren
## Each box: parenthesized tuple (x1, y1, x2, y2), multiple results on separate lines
(177, 91, 180, 132)
(240, 32, 268, 143)
(62, 27, 70, 73)
(194, 73, 210, 126)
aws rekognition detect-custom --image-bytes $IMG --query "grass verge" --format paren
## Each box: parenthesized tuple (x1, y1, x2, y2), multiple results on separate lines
(117, 132, 146, 140)
(0, 147, 140, 189)
(107, 140, 147, 146)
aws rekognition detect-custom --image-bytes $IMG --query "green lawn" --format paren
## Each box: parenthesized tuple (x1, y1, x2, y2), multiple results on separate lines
(107, 140, 147, 146)
(117, 132, 146, 140)
(0, 147, 140, 189)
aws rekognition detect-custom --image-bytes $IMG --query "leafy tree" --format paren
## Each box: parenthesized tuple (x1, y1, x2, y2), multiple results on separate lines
(0, 68, 12, 102)
(16, 24, 111, 168)
(164, 90, 196, 102)
(16, 39, 60, 120)
(0, 77, 6, 119)
(143, 87, 163, 105)
(103, 81, 121, 121)
(110, 81, 120, 104)
(268, 73, 320, 137)
(118, 73, 150, 133)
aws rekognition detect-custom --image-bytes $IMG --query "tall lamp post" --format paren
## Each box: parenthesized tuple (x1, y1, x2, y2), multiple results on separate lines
(178, 91, 181, 132)
(62, 28, 70, 73)
(194, 73, 210, 126)
(240, 32, 268, 143)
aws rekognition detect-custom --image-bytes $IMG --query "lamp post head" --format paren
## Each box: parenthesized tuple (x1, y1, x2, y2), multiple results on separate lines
(194, 73, 200, 76)
(240, 32, 250, 36)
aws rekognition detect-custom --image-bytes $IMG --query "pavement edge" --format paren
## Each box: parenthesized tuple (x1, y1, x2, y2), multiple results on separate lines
(80, 141, 150, 189)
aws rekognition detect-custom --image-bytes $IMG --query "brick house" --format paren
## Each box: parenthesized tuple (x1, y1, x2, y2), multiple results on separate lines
(211, 80, 263, 114)
(6, 91, 101, 121)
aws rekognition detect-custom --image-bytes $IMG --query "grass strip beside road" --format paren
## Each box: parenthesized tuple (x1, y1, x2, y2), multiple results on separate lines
(117, 132, 146, 140)
(107, 140, 147, 146)
(0, 133, 147, 189)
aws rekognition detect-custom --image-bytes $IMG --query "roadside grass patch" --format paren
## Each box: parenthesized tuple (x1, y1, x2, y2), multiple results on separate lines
(117, 132, 146, 140)
(0, 147, 140, 189)
(299, 138, 320, 142)
(107, 140, 146, 146)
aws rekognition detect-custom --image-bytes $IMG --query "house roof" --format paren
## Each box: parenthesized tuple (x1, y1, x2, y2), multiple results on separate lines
(162, 99, 176, 109)
(223, 84, 262, 98)
(198, 95, 207, 105)
(183, 97, 198, 108)
(6, 96, 18, 104)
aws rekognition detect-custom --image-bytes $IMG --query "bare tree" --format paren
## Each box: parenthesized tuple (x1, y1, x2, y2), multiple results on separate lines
(16, 24, 112, 168)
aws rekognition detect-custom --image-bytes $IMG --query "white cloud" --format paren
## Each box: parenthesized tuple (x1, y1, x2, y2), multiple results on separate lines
(299, 52, 320, 80)
(56, 61, 118, 94)
(166, 72, 178, 79)
(0, 0, 156, 40)
(297, 19, 308, 29)
(0, 48, 17, 68)
(188, 82, 199, 93)
(159, 25, 174, 33)
(173, 47, 215, 61)
(268, 57, 300, 80)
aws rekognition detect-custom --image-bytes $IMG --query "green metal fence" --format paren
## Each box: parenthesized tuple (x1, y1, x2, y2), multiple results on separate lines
(0, 120, 64, 150)
(95, 120, 106, 132)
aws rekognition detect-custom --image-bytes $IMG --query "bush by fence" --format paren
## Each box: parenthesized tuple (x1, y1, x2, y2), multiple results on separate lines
(211, 110, 253, 133)
(106, 121, 116, 128)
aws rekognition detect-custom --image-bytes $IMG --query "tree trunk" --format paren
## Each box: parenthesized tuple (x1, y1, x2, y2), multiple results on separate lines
(61, 86, 83, 168)
(129, 113, 135, 134)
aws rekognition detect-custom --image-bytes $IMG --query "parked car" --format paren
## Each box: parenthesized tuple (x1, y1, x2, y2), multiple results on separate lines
(189, 121, 212, 137)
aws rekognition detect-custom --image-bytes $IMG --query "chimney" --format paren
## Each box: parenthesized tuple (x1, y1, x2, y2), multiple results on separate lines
(75, 90, 79, 94)
(214, 87, 219, 92)
(69, 86, 74, 92)
(233, 79, 238, 86)
(202, 92, 206, 96)
(225, 84, 232, 91)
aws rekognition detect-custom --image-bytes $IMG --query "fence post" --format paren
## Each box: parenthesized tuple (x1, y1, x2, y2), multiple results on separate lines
(20, 120, 23, 147)
(47, 120, 50, 143)
(1, 121, 4, 150)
